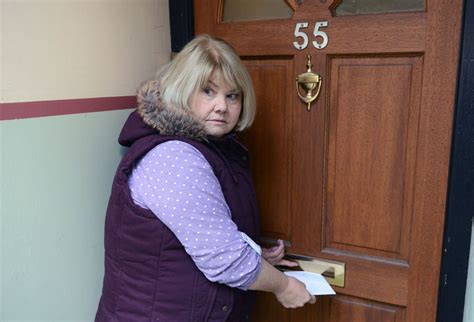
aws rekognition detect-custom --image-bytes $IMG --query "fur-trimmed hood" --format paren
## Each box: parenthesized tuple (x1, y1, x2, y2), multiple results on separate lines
(118, 80, 207, 147)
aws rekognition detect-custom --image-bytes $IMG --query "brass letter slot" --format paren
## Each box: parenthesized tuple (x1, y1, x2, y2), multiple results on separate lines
(259, 237, 345, 287)
(283, 253, 345, 288)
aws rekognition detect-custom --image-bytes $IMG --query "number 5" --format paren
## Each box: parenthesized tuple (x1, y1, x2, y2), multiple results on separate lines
(293, 22, 309, 50)
(312, 21, 329, 49)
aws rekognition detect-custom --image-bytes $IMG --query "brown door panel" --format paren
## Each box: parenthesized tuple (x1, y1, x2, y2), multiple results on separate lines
(195, 1, 463, 320)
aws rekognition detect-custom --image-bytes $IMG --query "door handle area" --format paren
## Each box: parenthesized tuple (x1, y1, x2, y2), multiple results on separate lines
(283, 253, 346, 288)
(259, 237, 345, 287)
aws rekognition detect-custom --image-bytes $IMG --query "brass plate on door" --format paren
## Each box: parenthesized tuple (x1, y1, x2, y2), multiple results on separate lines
(284, 253, 345, 288)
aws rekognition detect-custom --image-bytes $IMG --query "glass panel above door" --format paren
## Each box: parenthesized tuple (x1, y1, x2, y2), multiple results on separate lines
(222, 0, 293, 22)
(334, 0, 425, 16)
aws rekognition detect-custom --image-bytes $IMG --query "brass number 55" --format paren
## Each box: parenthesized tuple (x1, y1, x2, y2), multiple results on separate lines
(293, 21, 329, 50)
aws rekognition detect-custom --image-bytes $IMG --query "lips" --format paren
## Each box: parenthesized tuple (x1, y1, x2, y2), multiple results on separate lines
(207, 119, 227, 124)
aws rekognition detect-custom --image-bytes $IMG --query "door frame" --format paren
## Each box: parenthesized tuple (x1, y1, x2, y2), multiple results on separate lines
(168, 1, 473, 320)
(437, 0, 473, 321)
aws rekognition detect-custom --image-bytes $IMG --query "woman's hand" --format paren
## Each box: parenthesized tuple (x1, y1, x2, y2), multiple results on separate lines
(262, 239, 299, 267)
(248, 259, 315, 308)
(260, 241, 315, 307)
(274, 275, 316, 308)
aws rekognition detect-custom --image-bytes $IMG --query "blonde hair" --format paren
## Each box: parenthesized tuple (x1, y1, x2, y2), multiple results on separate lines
(158, 34, 256, 131)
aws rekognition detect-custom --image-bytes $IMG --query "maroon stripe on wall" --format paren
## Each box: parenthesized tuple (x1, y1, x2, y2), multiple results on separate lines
(0, 96, 136, 121)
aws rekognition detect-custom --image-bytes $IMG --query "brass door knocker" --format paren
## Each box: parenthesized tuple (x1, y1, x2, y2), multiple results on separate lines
(296, 55, 322, 111)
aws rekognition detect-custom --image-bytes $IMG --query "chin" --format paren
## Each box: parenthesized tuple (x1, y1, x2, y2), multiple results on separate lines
(207, 132, 225, 138)
(205, 127, 230, 138)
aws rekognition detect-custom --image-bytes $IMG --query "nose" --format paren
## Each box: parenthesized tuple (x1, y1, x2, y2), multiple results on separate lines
(213, 94, 228, 113)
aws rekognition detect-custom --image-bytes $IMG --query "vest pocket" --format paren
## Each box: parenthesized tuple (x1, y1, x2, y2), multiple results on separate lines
(206, 285, 234, 322)
(190, 271, 218, 321)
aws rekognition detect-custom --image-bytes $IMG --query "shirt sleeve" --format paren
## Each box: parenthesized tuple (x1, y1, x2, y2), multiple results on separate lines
(128, 140, 261, 290)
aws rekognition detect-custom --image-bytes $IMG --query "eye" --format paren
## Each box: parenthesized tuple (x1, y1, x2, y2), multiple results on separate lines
(227, 93, 240, 101)
(203, 87, 214, 96)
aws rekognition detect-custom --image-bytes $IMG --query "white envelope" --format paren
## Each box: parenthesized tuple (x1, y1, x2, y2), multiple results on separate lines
(284, 271, 336, 296)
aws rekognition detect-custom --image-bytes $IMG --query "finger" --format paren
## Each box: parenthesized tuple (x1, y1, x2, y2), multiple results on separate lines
(273, 253, 285, 263)
(266, 245, 282, 256)
(275, 259, 299, 267)
(262, 248, 278, 259)
(309, 295, 316, 304)
(264, 253, 281, 264)
(262, 249, 279, 261)
(271, 244, 285, 258)
(277, 239, 285, 250)
(271, 244, 281, 251)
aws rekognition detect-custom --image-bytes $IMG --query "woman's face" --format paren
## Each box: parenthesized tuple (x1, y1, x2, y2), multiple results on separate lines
(189, 72, 242, 138)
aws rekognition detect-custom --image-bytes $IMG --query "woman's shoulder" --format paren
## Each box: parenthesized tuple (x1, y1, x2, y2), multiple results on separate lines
(145, 139, 212, 166)
(150, 139, 204, 155)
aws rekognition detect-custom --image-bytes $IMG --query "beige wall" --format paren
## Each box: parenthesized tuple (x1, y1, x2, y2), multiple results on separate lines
(1, 0, 170, 103)
(1, 1, 170, 320)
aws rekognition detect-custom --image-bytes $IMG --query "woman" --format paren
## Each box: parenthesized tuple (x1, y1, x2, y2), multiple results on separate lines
(95, 34, 315, 322)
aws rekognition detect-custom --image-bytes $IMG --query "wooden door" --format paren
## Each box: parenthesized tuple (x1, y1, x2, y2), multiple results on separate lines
(195, 1, 463, 321)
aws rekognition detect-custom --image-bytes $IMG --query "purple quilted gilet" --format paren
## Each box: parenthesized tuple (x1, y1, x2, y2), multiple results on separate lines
(95, 112, 260, 322)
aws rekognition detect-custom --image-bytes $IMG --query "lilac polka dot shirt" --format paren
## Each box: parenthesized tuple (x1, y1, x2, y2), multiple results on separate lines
(128, 140, 261, 290)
